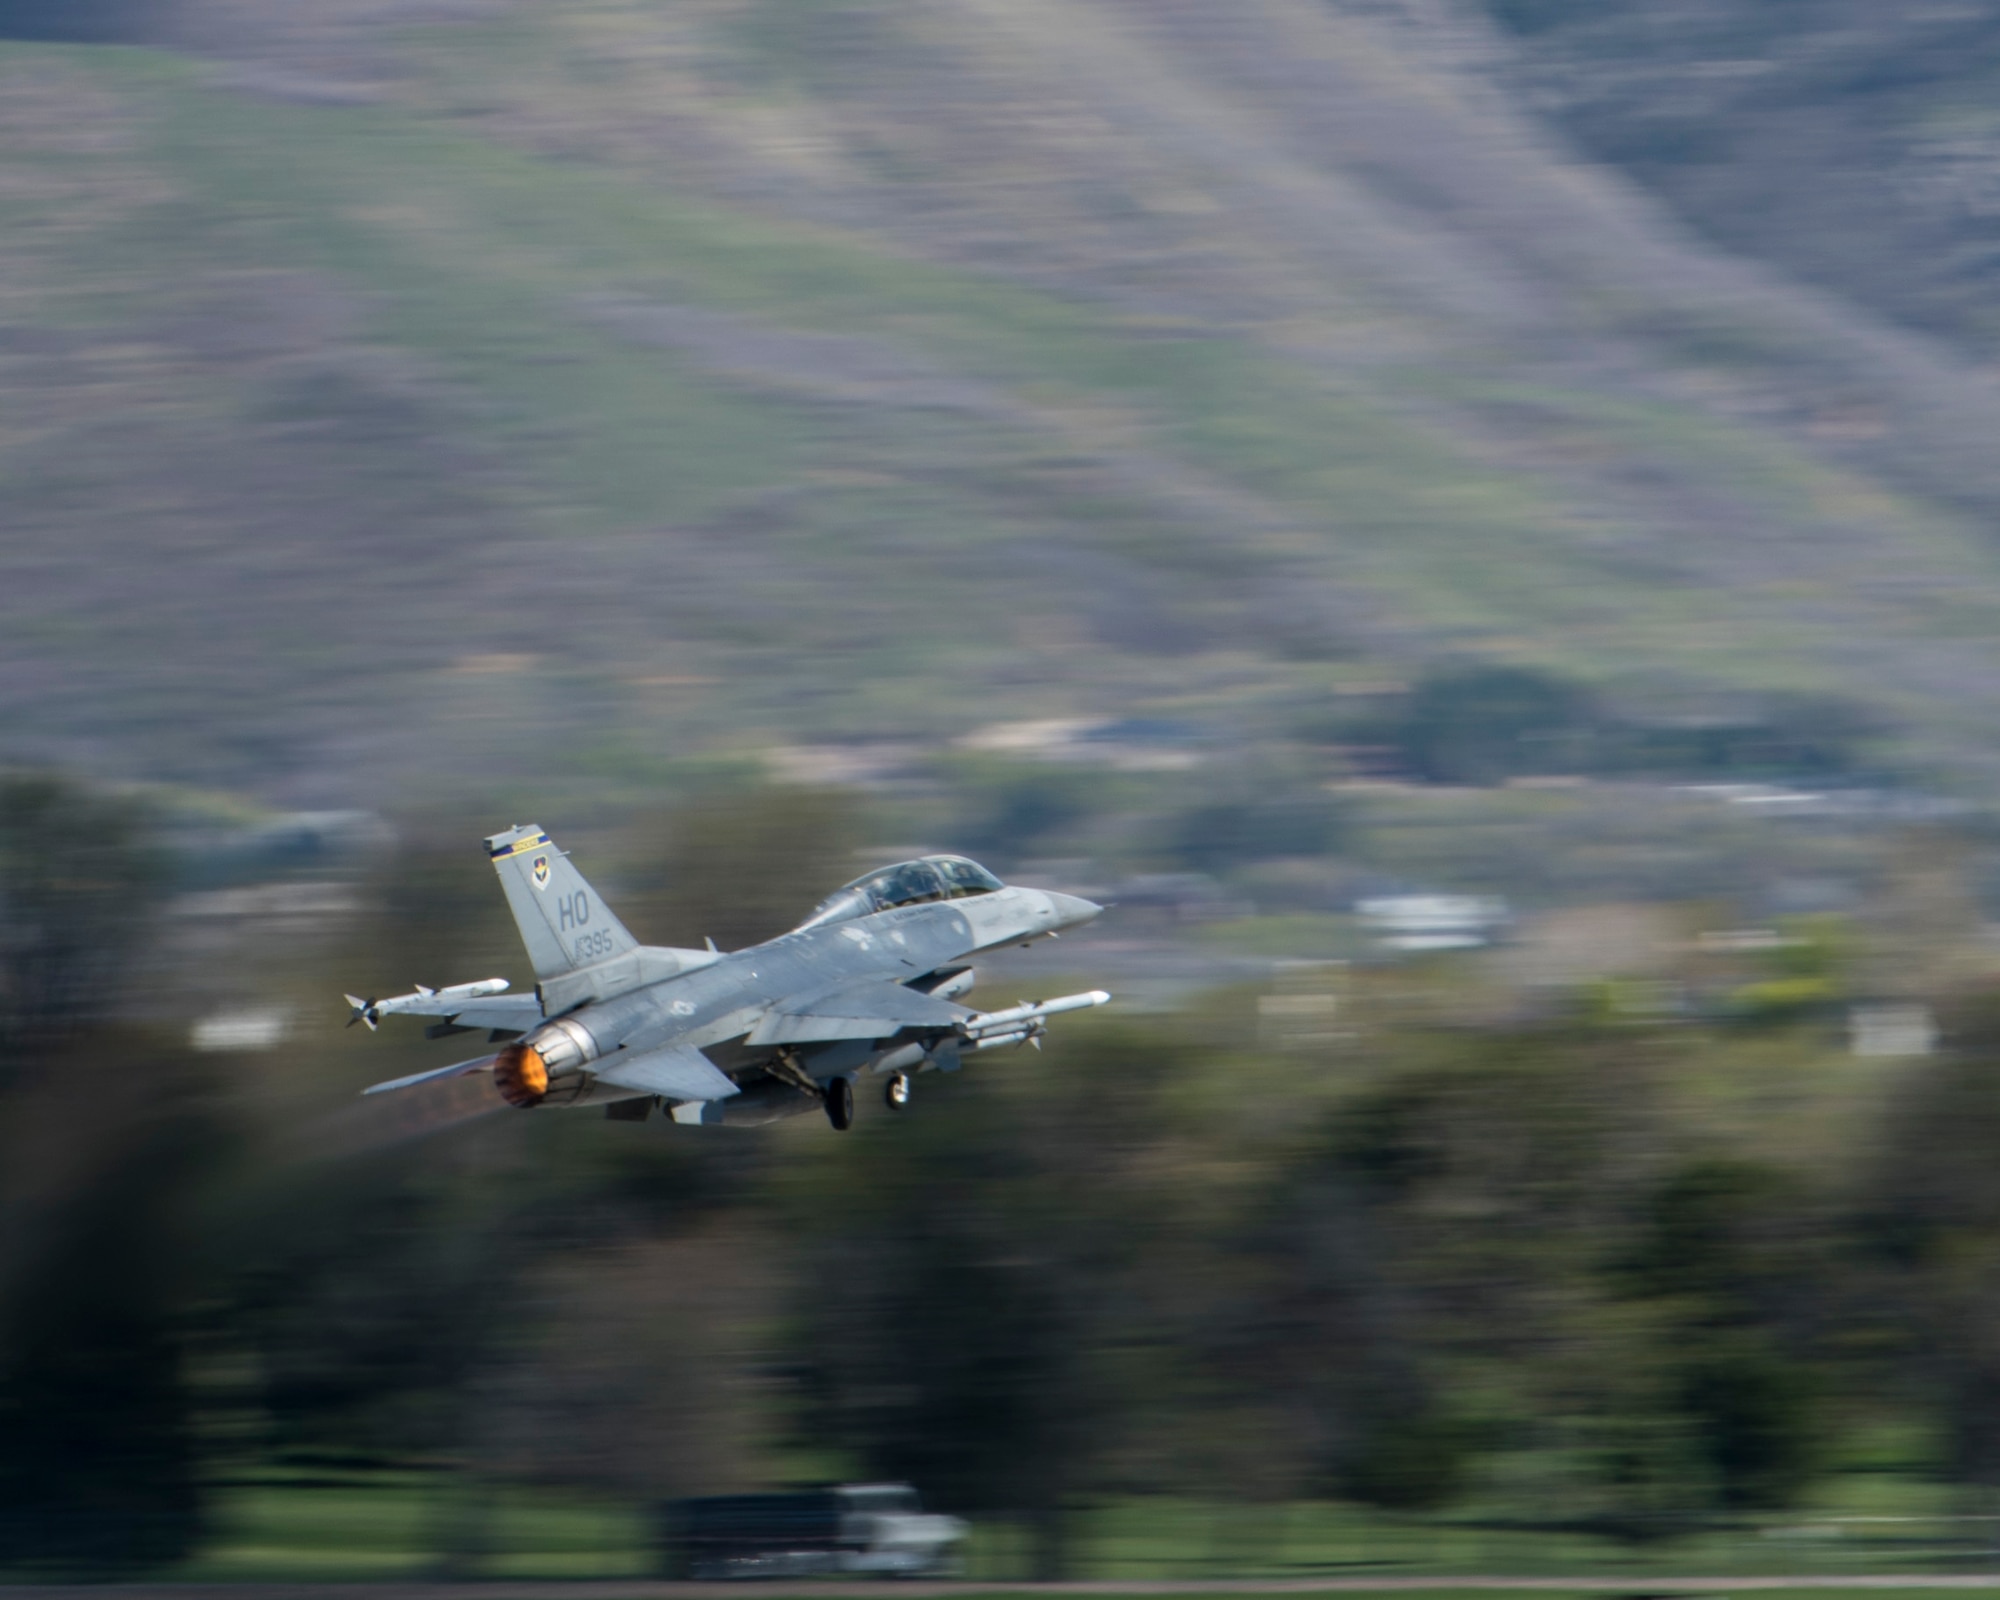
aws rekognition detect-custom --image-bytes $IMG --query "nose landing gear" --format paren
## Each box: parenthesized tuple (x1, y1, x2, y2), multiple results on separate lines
(884, 1072, 912, 1111)
(823, 1075, 855, 1131)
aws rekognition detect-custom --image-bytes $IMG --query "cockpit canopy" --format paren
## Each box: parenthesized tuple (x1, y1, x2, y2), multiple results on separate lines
(796, 855, 1006, 931)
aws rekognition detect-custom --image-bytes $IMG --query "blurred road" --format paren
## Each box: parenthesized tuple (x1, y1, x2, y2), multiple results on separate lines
(11, 1581, 2000, 1598)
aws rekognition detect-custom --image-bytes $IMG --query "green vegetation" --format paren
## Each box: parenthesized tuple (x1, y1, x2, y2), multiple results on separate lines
(2, 773, 2000, 1580)
(182, 1471, 651, 1580)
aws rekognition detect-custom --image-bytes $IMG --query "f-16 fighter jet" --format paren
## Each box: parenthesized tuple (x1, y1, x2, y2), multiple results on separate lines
(344, 825, 1108, 1129)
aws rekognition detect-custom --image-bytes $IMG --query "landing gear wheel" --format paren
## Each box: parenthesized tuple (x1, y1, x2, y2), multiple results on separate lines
(824, 1075, 855, 1131)
(884, 1072, 912, 1111)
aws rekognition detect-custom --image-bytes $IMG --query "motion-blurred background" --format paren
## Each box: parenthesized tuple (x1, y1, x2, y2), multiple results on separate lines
(12, 0, 2000, 1582)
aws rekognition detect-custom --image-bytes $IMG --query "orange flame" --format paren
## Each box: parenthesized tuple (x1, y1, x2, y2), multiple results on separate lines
(493, 1042, 549, 1108)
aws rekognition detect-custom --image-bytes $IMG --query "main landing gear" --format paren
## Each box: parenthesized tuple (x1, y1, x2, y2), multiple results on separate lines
(817, 1071, 910, 1129)
(823, 1075, 855, 1131)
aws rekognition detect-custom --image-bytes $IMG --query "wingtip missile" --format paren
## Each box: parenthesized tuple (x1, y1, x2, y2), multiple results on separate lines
(343, 978, 511, 1029)
(957, 989, 1112, 1050)
(437, 977, 511, 1000)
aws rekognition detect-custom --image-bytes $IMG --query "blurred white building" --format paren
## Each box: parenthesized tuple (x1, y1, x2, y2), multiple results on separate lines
(1358, 894, 1509, 953)
(1848, 1005, 1936, 1058)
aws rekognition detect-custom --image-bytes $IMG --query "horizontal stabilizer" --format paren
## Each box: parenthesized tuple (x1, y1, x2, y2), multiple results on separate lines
(361, 1052, 499, 1096)
(593, 1044, 740, 1104)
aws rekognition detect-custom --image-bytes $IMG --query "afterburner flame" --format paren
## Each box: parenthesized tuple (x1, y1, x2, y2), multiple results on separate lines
(493, 1042, 549, 1108)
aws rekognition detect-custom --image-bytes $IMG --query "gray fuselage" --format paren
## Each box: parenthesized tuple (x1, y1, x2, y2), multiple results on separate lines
(524, 883, 1094, 1112)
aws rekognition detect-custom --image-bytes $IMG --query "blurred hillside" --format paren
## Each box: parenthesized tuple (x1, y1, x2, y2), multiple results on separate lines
(10, 0, 2000, 801)
(1488, 0, 2000, 357)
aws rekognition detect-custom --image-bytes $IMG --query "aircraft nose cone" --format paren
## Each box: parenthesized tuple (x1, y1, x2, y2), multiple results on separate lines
(1047, 891, 1104, 929)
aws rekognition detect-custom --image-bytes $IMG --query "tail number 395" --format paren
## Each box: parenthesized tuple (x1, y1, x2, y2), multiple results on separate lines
(573, 928, 618, 962)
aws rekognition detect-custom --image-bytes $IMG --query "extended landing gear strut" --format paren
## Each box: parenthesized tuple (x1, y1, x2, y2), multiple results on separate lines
(884, 1072, 912, 1111)
(823, 1075, 855, 1131)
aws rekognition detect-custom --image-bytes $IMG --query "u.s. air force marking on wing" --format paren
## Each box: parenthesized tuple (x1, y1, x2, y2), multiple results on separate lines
(532, 855, 551, 890)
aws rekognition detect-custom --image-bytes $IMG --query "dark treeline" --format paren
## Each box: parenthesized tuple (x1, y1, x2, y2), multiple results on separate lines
(2, 774, 1998, 1577)
(1329, 664, 1882, 787)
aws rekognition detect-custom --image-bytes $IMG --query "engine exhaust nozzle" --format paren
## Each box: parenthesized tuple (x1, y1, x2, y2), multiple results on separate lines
(493, 1042, 549, 1108)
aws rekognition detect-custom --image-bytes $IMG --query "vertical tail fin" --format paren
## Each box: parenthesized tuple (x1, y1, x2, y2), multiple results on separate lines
(485, 824, 639, 979)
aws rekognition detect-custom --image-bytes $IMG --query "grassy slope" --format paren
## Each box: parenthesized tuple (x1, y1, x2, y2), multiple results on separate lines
(8, 4, 2000, 798)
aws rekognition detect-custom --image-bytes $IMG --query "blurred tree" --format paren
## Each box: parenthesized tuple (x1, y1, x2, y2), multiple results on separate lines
(1725, 694, 1880, 778)
(1168, 787, 1345, 875)
(1621, 1159, 1827, 1511)
(229, 1165, 533, 1463)
(1574, 1406, 1711, 1545)
(0, 780, 211, 1572)
(1302, 1048, 1609, 1509)
(625, 788, 865, 952)
(803, 1209, 1104, 1575)
(1213, 1162, 1470, 1513)
(1383, 665, 1599, 785)
(1614, 695, 1880, 781)
(209, 834, 558, 1506)
(1868, 1020, 2000, 1496)
(1625, 1156, 1825, 1331)
(1309, 1030, 1830, 1528)
(0, 1033, 221, 1573)
(1677, 1336, 1819, 1511)
(935, 758, 1109, 869)
(0, 774, 163, 1069)
(1354, 668, 1878, 788)
(481, 1225, 775, 1507)
(789, 1023, 1193, 1577)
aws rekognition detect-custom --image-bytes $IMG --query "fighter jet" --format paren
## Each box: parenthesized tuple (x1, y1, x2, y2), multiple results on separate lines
(344, 825, 1108, 1129)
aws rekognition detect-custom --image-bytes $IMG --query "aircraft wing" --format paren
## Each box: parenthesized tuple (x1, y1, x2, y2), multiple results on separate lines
(593, 1043, 740, 1103)
(431, 999, 543, 1031)
(345, 982, 543, 1034)
(744, 978, 973, 1047)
